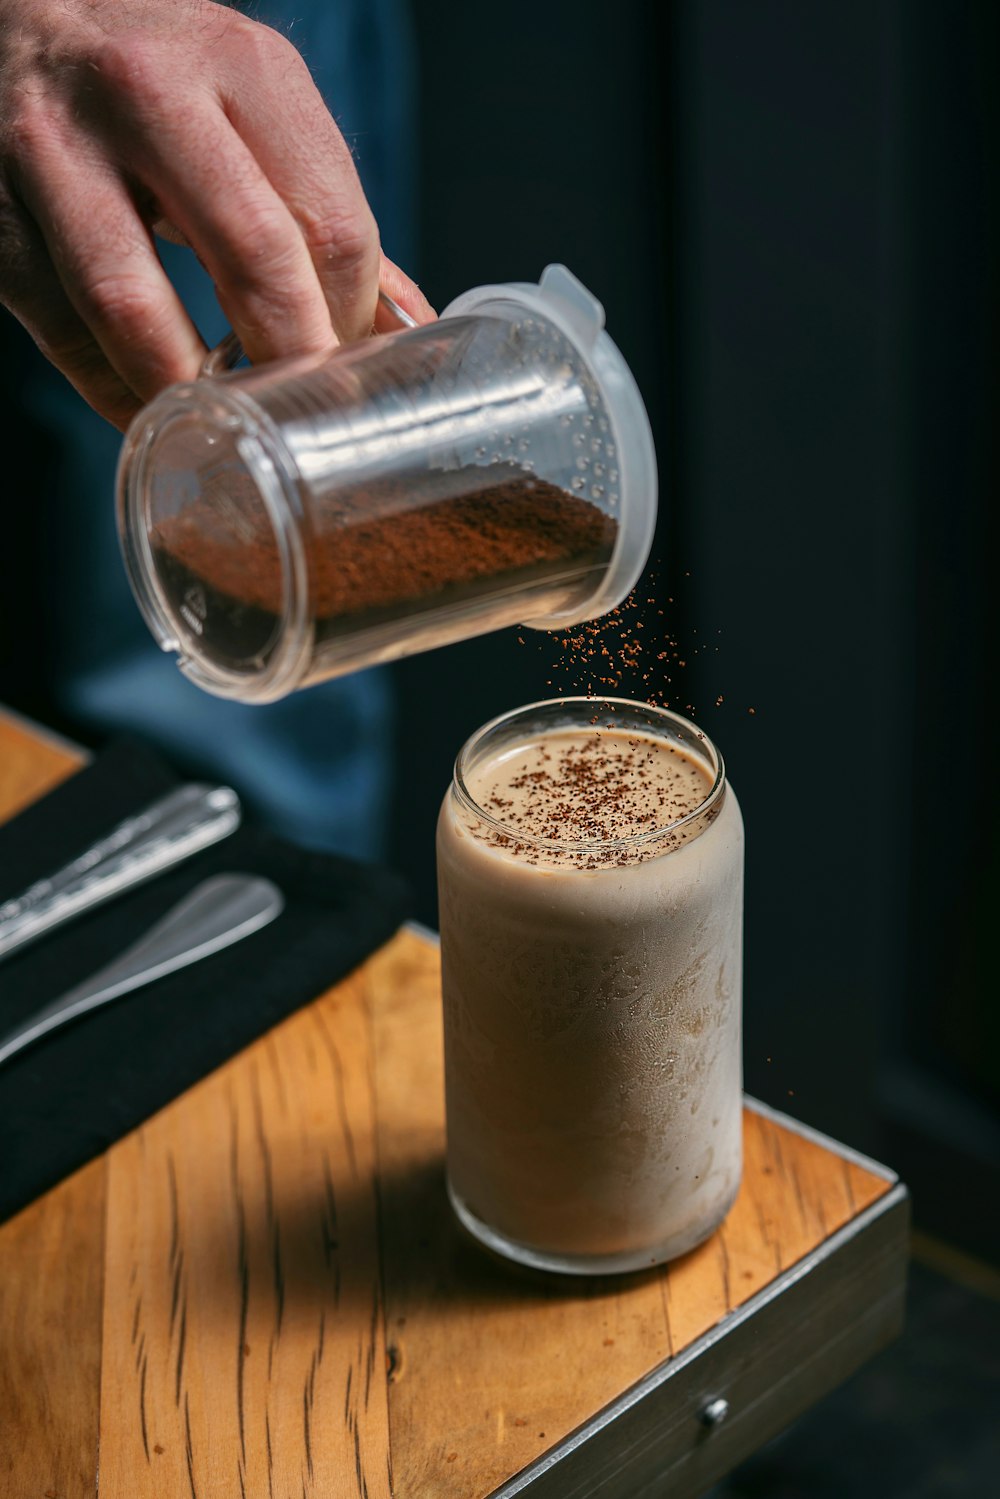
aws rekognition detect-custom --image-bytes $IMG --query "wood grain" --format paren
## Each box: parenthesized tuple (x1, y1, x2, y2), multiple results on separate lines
(0, 1157, 106, 1499)
(0, 716, 100, 1499)
(0, 711, 895, 1499)
(364, 936, 890, 1499)
(0, 711, 84, 821)
(98, 972, 390, 1499)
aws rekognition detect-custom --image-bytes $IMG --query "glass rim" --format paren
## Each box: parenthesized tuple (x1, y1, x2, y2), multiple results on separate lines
(452, 695, 726, 854)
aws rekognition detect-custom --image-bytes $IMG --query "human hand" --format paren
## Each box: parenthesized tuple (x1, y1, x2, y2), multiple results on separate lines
(0, 0, 434, 429)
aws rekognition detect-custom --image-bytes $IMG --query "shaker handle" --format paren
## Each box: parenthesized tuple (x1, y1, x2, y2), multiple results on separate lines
(376, 288, 419, 331)
(200, 289, 419, 379)
(201, 330, 244, 377)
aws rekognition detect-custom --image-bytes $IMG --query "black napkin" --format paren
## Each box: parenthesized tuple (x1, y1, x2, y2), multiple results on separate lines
(0, 738, 410, 1222)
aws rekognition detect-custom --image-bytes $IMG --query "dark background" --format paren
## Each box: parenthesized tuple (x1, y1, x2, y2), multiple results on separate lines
(0, 0, 996, 1263)
(390, 0, 999, 1267)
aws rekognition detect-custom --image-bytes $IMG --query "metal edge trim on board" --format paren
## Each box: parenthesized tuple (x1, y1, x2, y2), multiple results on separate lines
(492, 1182, 909, 1497)
(403, 919, 440, 946)
(743, 1096, 898, 1184)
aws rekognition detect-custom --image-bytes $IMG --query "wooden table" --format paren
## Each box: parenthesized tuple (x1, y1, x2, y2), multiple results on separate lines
(0, 710, 909, 1499)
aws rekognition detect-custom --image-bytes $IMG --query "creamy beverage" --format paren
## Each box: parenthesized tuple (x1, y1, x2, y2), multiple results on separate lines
(437, 697, 744, 1274)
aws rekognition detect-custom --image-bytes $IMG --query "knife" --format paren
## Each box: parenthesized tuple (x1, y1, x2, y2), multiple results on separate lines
(0, 783, 241, 963)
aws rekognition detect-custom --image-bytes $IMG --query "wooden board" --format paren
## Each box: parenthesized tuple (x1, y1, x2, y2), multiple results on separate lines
(364, 938, 891, 1497)
(0, 712, 897, 1498)
(0, 710, 84, 817)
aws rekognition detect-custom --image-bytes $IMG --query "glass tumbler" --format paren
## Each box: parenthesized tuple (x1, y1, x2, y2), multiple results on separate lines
(436, 697, 744, 1275)
(117, 265, 656, 702)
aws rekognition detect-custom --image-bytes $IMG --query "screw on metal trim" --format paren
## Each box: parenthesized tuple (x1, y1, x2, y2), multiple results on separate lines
(699, 1397, 730, 1427)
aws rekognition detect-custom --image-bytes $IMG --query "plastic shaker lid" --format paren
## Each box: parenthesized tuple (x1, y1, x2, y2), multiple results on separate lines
(441, 263, 658, 629)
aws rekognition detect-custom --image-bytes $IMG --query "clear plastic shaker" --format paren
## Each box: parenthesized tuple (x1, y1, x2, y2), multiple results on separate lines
(117, 264, 657, 703)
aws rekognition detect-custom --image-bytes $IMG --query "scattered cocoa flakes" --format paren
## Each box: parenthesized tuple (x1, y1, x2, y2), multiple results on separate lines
(517, 566, 757, 719)
(471, 728, 715, 867)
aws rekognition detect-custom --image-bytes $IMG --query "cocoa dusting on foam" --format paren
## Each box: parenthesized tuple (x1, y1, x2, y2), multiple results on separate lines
(467, 729, 717, 870)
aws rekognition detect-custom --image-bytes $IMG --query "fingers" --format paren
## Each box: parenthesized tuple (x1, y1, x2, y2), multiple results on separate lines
(0, 193, 146, 429)
(0, 13, 433, 432)
(376, 256, 437, 332)
(8, 107, 206, 408)
(217, 23, 382, 345)
(114, 94, 341, 365)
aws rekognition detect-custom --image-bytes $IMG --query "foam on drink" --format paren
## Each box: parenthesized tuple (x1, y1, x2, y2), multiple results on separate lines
(466, 728, 715, 864)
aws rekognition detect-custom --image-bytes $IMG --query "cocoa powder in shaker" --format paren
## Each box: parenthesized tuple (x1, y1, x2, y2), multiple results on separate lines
(151, 461, 617, 655)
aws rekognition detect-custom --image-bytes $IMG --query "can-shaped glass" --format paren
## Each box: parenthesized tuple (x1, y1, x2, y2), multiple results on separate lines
(436, 697, 744, 1275)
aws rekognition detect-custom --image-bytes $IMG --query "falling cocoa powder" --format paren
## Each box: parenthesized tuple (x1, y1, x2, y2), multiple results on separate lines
(516, 566, 736, 719)
(151, 462, 616, 662)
